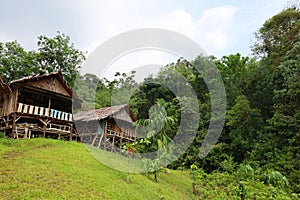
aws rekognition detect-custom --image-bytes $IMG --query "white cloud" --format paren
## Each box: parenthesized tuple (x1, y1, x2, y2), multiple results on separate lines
(2, 0, 287, 78)
(101, 50, 177, 81)
(78, 4, 238, 79)
(154, 6, 239, 55)
(150, 10, 197, 36)
(91, 5, 235, 55)
(196, 6, 238, 53)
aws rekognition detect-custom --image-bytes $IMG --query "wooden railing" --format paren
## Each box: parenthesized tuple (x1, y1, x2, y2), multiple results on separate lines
(17, 103, 72, 121)
(106, 129, 135, 140)
(47, 123, 71, 132)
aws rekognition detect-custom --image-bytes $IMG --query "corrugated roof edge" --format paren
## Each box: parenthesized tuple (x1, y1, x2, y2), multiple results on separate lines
(74, 104, 137, 123)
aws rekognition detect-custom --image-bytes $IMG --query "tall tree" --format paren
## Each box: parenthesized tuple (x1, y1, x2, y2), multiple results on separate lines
(252, 7, 300, 64)
(250, 6, 300, 192)
(0, 32, 85, 86)
(0, 41, 39, 82)
(214, 53, 258, 107)
(226, 95, 263, 162)
(36, 32, 85, 86)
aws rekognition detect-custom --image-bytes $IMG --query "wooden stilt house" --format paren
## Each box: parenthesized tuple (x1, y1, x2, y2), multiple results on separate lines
(74, 104, 136, 152)
(0, 71, 81, 140)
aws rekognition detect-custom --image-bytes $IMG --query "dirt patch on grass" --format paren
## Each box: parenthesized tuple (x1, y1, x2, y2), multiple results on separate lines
(2, 151, 22, 160)
(1, 141, 57, 160)
(35, 143, 54, 149)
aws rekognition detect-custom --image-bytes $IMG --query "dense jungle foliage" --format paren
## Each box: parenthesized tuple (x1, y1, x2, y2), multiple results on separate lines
(1, 6, 299, 197)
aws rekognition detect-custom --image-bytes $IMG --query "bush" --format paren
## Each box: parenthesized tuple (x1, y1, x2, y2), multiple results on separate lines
(189, 164, 298, 199)
(0, 132, 5, 138)
(263, 170, 289, 188)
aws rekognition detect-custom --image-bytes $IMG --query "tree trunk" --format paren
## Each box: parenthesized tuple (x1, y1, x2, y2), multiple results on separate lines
(154, 171, 158, 182)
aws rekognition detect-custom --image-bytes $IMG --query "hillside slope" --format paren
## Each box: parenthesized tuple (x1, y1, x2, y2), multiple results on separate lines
(0, 139, 195, 200)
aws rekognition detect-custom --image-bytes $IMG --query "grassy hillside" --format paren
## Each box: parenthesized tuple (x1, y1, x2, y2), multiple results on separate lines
(0, 139, 195, 200)
(1, 139, 298, 200)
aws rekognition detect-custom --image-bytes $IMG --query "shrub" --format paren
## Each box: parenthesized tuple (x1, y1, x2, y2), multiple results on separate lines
(263, 170, 289, 188)
(0, 132, 5, 138)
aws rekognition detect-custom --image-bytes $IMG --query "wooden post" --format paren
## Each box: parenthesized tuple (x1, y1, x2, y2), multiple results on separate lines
(24, 124, 28, 139)
(43, 124, 46, 138)
(104, 136, 107, 150)
(134, 127, 136, 142)
(98, 134, 103, 148)
(120, 137, 123, 153)
(5, 116, 8, 128)
(104, 120, 108, 134)
(3, 117, 8, 136)
(111, 135, 115, 152)
(48, 98, 52, 110)
(12, 113, 16, 139)
(69, 125, 73, 141)
(14, 89, 19, 112)
(104, 121, 108, 150)
(92, 134, 97, 146)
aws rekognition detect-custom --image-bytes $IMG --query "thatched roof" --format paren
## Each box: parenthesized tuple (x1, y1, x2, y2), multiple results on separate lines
(8, 71, 74, 97)
(0, 71, 82, 109)
(74, 104, 136, 123)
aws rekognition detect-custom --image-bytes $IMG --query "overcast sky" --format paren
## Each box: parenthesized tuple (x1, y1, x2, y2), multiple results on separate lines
(0, 0, 289, 79)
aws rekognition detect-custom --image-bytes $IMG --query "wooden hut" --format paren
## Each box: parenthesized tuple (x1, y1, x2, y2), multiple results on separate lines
(0, 71, 81, 140)
(74, 104, 136, 152)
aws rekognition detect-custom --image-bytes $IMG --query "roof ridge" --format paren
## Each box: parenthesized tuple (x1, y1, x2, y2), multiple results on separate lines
(78, 104, 128, 112)
(8, 71, 61, 85)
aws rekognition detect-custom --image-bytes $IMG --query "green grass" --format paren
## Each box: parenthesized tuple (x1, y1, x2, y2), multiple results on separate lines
(0, 138, 195, 200)
(85, 145, 145, 173)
